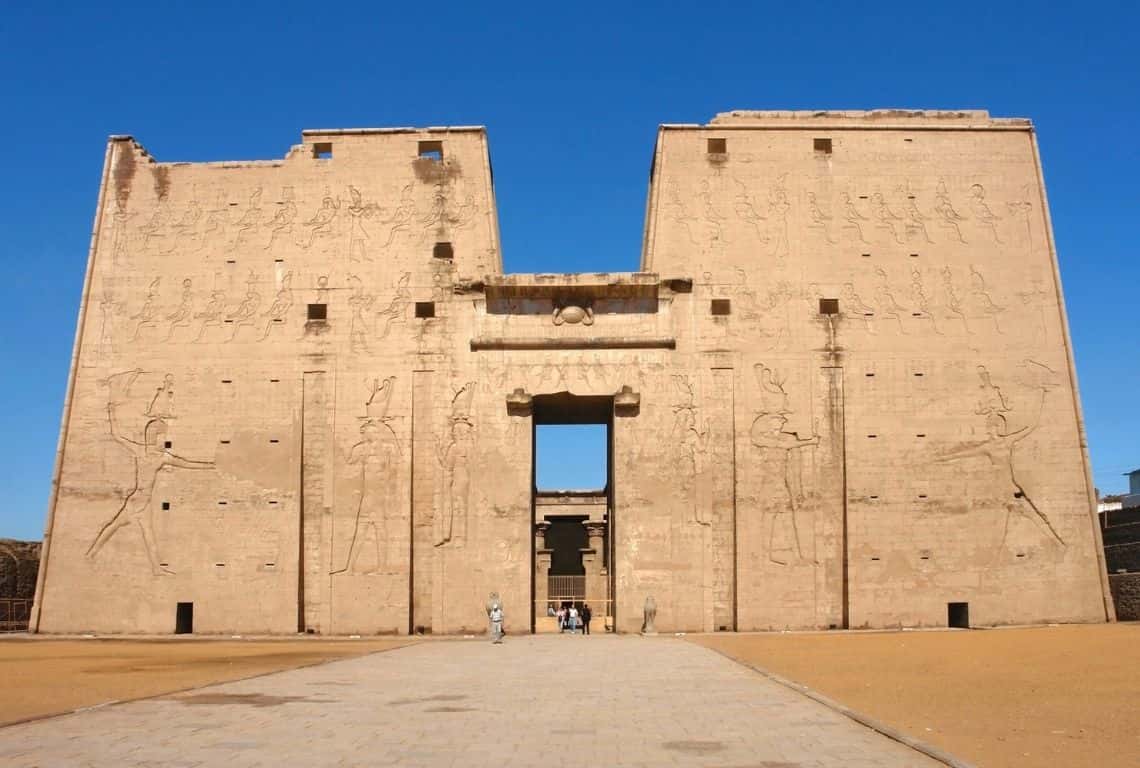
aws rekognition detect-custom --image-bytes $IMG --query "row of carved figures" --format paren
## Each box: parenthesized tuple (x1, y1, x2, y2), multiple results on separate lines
(714, 263, 1053, 339)
(109, 180, 479, 262)
(664, 176, 1039, 255)
(97, 269, 418, 348)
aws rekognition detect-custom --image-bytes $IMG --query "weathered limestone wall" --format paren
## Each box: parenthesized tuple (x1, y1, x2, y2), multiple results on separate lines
(34, 128, 532, 634)
(33, 111, 1112, 635)
(636, 109, 1110, 630)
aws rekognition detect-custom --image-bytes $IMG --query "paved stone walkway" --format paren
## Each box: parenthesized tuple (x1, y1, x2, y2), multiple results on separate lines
(0, 635, 941, 767)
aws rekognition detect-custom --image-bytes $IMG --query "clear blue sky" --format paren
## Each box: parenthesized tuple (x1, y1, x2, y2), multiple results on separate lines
(1, 1, 1136, 539)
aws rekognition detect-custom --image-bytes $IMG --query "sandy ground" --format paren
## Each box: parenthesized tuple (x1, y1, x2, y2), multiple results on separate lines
(691, 624, 1140, 768)
(0, 636, 411, 726)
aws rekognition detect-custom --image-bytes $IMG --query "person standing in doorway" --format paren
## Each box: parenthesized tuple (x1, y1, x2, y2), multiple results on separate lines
(581, 603, 592, 635)
(489, 602, 504, 644)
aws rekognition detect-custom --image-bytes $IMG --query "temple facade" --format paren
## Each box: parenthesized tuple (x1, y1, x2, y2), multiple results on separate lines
(32, 110, 1114, 635)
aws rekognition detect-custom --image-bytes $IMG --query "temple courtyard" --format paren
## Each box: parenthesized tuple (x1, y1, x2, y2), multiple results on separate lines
(0, 625, 1136, 767)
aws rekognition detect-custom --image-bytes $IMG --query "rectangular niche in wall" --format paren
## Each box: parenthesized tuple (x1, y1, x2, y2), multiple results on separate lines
(307, 303, 327, 321)
(418, 140, 443, 161)
(415, 301, 436, 319)
(948, 602, 970, 629)
(175, 602, 194, 634)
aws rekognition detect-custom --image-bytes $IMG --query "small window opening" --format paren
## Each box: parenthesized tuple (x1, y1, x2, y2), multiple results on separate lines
(265, 562, 276, 567)
(418, 140, 443, 161)
(1014, 491, 1025, 499)
(710, 299, 731, 316)
(918, 494, 928, 499)
(274, 258, 284, 264)
(909, 253, 919, 258)
(870, 556, 880, 561)
(269, 378, 279, 383)
(948, 602, 969, 629)
(433, 242, 454, 260)
(215, 562, 225, 567)
(175, 602, 193, 634)
(220, 439, 231, 445)
(218, 500, 228, 506)
(920, 554, 931, 560)
(415, 301, 436, 319)
(312, 142, 333, 160)
(819, 298, 839, 315)
(861, 252, 872, 258)
(869, 495, 879, 500)
(867, 434, 878, 439)
(307, 303, 327, 321)
(916, 433, 927, 438)
(269, 500, 278, 505)
(865, 372, 875, 378)
(858, 194, 869, 200)
(269, 438, 279, 444)
(707, 137, 727, 154)
(225, 259, 236, 265)
(914, 372, 925, 377)
(161, 501, 170, 510)
(164, 440, 172, 449)
(904, 138, 914, 143)
(814, 138, 833, 154)
(221, 379, 232, 384)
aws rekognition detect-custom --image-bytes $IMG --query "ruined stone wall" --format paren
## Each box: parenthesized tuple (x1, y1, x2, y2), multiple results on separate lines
(0, 540, 41, 600)
(1108, 574, 1140, 621)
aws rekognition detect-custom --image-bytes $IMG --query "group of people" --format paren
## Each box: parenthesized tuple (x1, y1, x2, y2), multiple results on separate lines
(550, 603, 593, 634)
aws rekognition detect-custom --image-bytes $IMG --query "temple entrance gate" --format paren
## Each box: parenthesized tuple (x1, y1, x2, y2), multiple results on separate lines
(529, 394, 614, 633)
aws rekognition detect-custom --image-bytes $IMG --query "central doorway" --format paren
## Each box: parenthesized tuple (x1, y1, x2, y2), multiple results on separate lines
(531, 394, 613, 633)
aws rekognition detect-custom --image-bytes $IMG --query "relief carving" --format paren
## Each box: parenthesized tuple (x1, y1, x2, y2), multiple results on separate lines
(335, 377, 401, 575)
(87, 370, 214, 575)
(749, 365, 819, 566)
(936, 364, 1065, 551)
(260, 272, 294, 340)
(436, 382, 476, 547)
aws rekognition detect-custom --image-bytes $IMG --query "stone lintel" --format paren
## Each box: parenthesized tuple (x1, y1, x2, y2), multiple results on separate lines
(471, 337, 675, 351)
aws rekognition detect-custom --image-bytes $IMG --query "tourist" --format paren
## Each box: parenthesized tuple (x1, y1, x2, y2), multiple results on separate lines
(557, 605, 566, 632)
(489, 601, 504, 644)
(581, 603, 592, 635)
(568, 604, 579, 633)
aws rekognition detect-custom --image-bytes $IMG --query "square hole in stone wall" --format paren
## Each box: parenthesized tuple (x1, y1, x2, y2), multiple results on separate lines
(710, 299, 731, 316)
(819, 298, 839, 315)
(707, 137, 727, 154)
(307, 303, 327, 321)
(814, 138, 832, 154)
(312, 142, 333, 160)
(433, 241, 454, 259)
(415, 301, 436, 319)
(418, 140, 443, 161)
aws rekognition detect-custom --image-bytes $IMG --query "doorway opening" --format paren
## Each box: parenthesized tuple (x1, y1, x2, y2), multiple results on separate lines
(948, 601, 970, 629)
(531, 393, 613, 633)
(175, 602, 194, 634)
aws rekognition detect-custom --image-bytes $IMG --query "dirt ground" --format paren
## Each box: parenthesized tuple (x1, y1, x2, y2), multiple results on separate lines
(0, 636, 411, 726)
(691, 624, 1140, 768)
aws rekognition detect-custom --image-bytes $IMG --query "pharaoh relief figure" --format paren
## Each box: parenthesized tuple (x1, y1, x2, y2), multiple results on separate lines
(749, 364, 820, 566)
(435, 382, 477, 547)
(335, 376, 400, 575)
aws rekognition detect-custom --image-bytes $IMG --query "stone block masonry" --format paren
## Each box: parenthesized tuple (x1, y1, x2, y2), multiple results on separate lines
(31, 112, 1114, 634)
